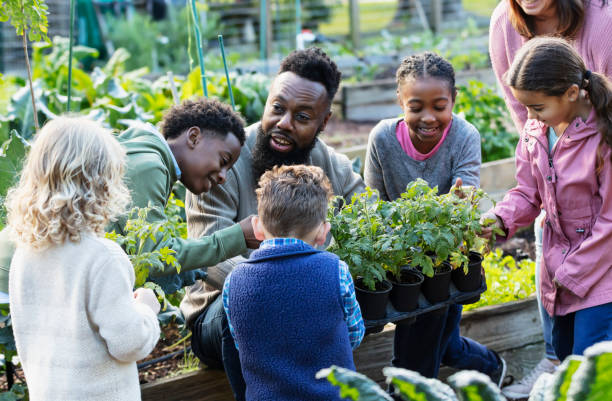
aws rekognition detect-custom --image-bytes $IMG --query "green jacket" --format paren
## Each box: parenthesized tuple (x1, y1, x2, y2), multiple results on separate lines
(0, 127, 247, 294)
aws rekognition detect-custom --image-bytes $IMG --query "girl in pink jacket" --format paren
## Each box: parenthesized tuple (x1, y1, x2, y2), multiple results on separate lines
(483, 36, 612, 361)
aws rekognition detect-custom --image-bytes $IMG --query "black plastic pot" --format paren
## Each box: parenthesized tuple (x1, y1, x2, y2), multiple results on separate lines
(452, 251, 483, 292)
(355, 278, 392, 320)
(389, 268, 424, 312)
(421, 261, 452, 304)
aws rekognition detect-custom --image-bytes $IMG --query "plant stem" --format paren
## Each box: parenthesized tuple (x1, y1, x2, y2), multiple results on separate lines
(22, 30, 39, 131)
(67, 0, 76, 111)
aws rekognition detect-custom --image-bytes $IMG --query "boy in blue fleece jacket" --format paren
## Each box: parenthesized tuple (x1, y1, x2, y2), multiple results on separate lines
(223, 165, 364, 401)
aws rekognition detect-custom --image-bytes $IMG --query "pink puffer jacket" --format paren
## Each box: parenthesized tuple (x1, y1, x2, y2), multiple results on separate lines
(494, 109, 612, 316)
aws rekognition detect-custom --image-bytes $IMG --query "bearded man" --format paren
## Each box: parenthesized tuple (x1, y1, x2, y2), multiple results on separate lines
(180, 48, 364, 400)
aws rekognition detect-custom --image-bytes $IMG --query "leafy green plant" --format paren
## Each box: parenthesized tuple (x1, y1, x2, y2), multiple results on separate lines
(328, 188, 391, 291)
(106, 6, 223, 74)
(528, 341, 612, 401)
(181, 67, 270, 125)
(0, 131, 29, 228)
(329, 180, 496, 283)
(0, 0, 50, 131)
(455, 80, 518, 163)
(462, 249, 535, 312)
(0, 383, 28, 400)
(105, 205, 181, 287)
(319, 351, 612, 401)
(316, 364, 505, 401)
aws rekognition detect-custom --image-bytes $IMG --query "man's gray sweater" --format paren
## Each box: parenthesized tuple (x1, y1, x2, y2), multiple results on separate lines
(364, 115, 481, 200)
(180, 123, 365, 326)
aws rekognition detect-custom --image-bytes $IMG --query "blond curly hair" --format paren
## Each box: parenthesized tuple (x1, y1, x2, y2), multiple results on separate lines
(6, 117, 131, 249)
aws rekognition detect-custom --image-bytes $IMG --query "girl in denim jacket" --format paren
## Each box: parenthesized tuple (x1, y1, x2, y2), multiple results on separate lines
(482, 37, 612, 361)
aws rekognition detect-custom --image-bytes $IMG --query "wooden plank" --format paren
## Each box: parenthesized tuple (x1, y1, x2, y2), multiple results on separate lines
(141, 369, 233, 401)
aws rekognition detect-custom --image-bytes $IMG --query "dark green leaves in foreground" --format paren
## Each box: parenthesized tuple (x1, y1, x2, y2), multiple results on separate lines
(316, 365, 393, 401)
(319, 343, 612, 401)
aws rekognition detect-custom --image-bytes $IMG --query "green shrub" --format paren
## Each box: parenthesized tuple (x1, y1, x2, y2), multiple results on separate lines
(463, 249, 535, 312)
(455, 80, 518, 163)
(106, 6, 222, 74)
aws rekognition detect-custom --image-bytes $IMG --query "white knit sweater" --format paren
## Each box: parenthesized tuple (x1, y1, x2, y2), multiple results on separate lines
(9, 233, 160, 401)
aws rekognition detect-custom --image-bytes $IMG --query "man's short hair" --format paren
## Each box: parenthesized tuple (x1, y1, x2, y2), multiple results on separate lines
(278, 47, 342, 103)
(256, 165, 333, 238)
(160, 97, 246, 144)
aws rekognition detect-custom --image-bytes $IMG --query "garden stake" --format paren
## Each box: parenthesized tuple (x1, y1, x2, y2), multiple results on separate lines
(295, 0, 301, 46)
(67, 0, 76, 112)
(189, 0, 208, 97)
(260, 0, 267, 61)
(166, 71, 179, 105)
(217, 35, 236, 111)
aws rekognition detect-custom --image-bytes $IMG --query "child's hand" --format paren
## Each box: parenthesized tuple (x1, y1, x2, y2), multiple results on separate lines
(452, 177, 467, 199)
(134, 288, 161, 315)
(553, 278, 566, 290)
(479, 211, 504, 240)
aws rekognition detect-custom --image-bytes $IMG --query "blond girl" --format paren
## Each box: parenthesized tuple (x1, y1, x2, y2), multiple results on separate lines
(7, 117, 160, 401)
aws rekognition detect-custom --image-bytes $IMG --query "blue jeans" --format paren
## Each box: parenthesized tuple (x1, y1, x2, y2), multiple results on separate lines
(393, 304, 498, 378)
(535, 211, 557, 360)
(552, 302, 612, 361)
(191, 296, 246, 401)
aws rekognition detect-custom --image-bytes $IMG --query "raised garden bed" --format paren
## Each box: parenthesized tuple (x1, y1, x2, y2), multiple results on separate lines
(140, 296, 540, 401)
(336, 69, 498, 122)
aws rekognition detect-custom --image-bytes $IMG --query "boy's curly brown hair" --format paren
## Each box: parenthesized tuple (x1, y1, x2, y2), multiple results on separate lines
(160, 97, 246, 144)
(256, 165, 333, 238)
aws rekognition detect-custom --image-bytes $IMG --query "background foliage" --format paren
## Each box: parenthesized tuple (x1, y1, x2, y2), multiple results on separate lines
(456, 80, 518, 163)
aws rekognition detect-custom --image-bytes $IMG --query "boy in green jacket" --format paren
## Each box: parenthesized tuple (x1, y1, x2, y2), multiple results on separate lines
(0, 98, 258, 294)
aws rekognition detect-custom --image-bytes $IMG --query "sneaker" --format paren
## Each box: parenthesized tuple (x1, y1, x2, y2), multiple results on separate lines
(489, 351, 507, 388)
(502, 358, 557, 399)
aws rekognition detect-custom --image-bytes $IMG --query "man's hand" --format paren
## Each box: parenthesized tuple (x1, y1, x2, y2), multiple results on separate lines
(239, 215, 261, 249)
(479, 211, 504, 240)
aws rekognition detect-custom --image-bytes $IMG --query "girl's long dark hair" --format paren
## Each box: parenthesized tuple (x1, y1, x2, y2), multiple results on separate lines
(505, 37, 612, 167)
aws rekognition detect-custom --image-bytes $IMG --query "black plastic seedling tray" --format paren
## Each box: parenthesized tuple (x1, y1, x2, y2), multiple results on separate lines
(364, 278, 487, 328)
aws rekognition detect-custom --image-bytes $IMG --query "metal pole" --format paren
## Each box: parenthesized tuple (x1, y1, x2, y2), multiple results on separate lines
(190, 0, 208, 97)
(295, 0, 301, 48)
(431, 0, 442, 34)
(218, 35, 236, 111)
(348, 0, 360, 50)
(67, 0, 76, 111)
(260, 0, 267, 61)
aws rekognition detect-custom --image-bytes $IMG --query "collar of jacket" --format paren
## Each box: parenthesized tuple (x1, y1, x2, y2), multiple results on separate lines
(523, 107, 598, 149)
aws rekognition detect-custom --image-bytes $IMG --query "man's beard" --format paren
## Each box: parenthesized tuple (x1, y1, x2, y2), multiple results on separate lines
(251, 125, 319, 183)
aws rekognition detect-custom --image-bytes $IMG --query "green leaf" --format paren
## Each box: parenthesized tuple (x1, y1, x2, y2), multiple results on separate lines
(0, 130, 29, 196)
(384, 367, 458, 401)
(316, 365, 393, 401)
(447, 370, 505, 401)
(566, 342, 612, 401)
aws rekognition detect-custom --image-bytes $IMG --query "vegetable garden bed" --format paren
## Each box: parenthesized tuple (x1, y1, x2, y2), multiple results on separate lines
(337, 69, 497, 122)
(140, 296, 540, 401)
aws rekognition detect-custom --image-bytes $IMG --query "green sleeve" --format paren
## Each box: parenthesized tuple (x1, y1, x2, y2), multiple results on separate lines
(121, 164, 247, 275)
(149, 223, 246, 276)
